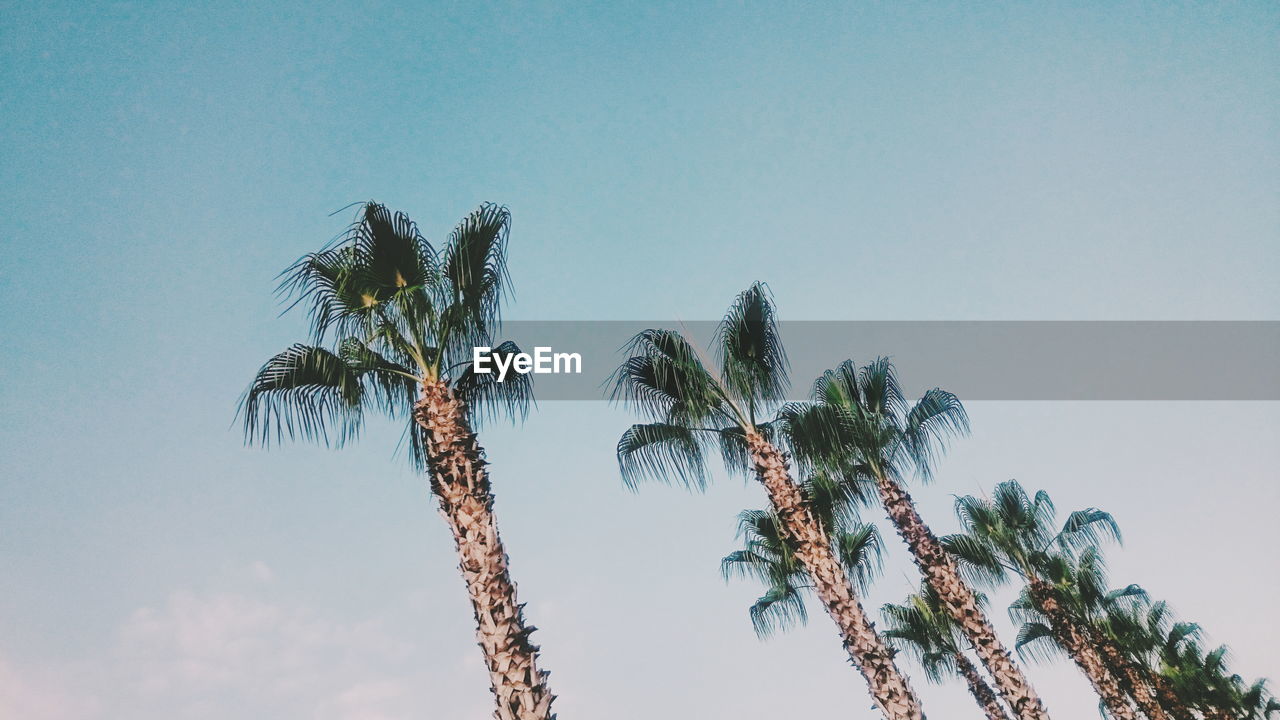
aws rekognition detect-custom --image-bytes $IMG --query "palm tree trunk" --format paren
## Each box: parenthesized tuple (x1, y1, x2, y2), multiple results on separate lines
(1027, 579, 1137, 720)
(416, 380, 556, 720)
(956, 652, 1014, 720)
(873, 472, 1052, 720)
(1092, 632, 1172, 720)
(745, 432, 925, 720)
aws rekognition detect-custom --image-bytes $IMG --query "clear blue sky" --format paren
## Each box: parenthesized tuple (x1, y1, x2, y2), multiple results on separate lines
(1, 2, 1276, 718)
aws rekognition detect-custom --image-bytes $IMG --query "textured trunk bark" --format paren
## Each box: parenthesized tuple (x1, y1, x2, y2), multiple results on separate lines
(1093, 633, 1171, 720)
(956, 652, 1014, 720)
(1027, 580, 1136, 720)
(873, 473, 1052, 720)
(745, 433, 925, 720)
(416, 380, 556, 720)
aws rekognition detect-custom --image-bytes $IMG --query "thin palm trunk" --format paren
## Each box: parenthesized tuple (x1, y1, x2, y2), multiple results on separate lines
(874, 473, 1052, 720)
(747, 433, 925, 720)
(1092, 631, 1172, 720)
(956, 652, 1015, 720)
(1027, 579, 1137, 720)
(416, 380, 555, 720)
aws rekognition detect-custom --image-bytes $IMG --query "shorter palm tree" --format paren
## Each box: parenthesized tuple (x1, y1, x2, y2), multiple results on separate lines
(883, 584, 1013, 720)
(721, 471, 883, 638)
(1011, 548, 1170, 720)
(1164, 638, 1279, 719)
(944, 481, 1138, 720)
(613, 284, 925, 720)
(782, 359, 1051, 720)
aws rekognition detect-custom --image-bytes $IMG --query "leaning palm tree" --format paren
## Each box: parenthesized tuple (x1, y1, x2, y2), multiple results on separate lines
(1098, 601, 1193, 720)
(239, 202, 554, 720)
(1166, 640, 1279, 719)
(883, 584, 1013, 720)
(1011, 549, 1171, 720)
(783, 359, 1051, 720)
(612, 283, 926, 720)
(944, 481, 1137, 720)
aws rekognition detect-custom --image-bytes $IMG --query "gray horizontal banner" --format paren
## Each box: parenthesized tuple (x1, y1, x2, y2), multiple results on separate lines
(487, 321, 1279, 401)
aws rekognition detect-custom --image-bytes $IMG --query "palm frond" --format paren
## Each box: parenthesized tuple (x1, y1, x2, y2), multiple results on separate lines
(901, 388, 969, 480)
(749, 581, 809, 638)
(716, 282, 789, 416)
(440, 202, 511, 357)
(835, 522, 883, 593)
(240, 344, 365, 447)
(1015, 621, 1064, 664)
(453, 340, 535, 426)
(616, 422, 713, 491)
(1057, 508, 1123, 553)
(610, 329, 723, 426)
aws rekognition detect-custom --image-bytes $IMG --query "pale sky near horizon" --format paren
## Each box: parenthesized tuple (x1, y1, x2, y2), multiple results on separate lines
(2, 2, 1277, 718)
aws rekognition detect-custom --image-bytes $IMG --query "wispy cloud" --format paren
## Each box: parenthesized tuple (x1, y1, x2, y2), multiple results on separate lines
(1, 564, 488, 720)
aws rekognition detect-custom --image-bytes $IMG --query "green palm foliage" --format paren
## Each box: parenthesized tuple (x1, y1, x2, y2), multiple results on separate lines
(943, 480, 1122, 586)
(882, 583, 982, 684)
(240, 201, 531, 460)
(1095, 595, 1277, 720)
(1010, 548, 1169, 720)
(721, 473, 883, 638)
(611, 282, 787, 488)
(882, 585, 1014, 720)
(1010, 548, 1147, 665)
(944, 481, 1137, 719)
(781, 357, 969, 485)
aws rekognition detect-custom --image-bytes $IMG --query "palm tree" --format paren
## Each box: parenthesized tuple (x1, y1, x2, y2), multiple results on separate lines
(783, 359, 1051, 720)
(1114, 599, 1277, 720)
(239, 202, 555, 720)
(1099, 600, 1197, 720)
(883, 584, 1013, 720)
(944, 481, 1138, 720)
(1164, 637, 1279, 719)
(612, 284, 926, 720)
(721, 472, 884, 638)
(1011, 548, 1171, 720)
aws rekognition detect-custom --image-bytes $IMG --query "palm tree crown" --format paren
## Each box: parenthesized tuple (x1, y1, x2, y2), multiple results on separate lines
(610, 282, 787, 489)
(944, 480, 1122, 585)
(239, 201, 531, 463)
(782, 357, 969, 491)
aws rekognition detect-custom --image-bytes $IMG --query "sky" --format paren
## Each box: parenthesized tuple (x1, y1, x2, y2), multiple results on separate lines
(1, 1, 1277, 718)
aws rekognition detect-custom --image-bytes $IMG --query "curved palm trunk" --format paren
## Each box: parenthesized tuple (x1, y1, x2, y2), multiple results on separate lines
(874, 473, 1051, 720)
(416, 381, 556, 720)
(746, 433, 925, 720)
(1092, 632, 1172, 720)
(956, 652, 1014, 720)
(1027, 580, 1136, 720)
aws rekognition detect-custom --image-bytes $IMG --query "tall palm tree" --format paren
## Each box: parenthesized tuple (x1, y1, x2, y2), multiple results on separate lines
(240, 202, 555, 720)
(612, 284, 926, 720)
(943, 481, 1138, 720)
(1011, 549, 1171, 720)
(783, 359, 1051, 720)
(882, 583, 1014, 720)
